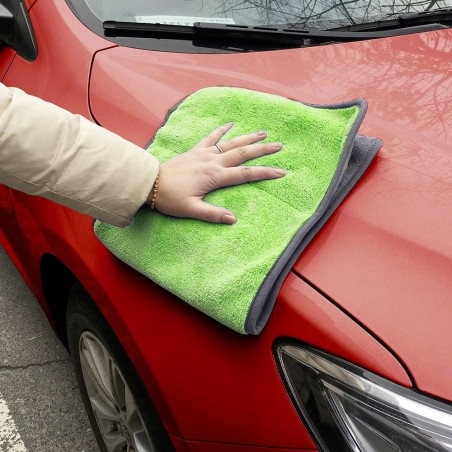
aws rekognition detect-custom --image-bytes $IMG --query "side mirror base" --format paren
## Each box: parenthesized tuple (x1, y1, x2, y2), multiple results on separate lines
(0, 1, 37, 61)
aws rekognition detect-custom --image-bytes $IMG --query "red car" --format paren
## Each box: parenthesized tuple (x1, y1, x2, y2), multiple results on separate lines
(1, 0, 451, 451)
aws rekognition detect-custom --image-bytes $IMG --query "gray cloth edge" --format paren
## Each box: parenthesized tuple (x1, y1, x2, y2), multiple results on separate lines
(245, 99, 382, 334)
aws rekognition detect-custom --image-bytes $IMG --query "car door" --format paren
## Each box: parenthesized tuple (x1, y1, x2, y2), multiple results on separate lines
(1, 0, 114, 283)
(0, 45, 25, 262)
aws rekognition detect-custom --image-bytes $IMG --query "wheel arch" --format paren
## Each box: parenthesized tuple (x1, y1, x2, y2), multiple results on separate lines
(38, 250, 181, 438)
(38, 252, 176, 450)
(40, 253, 77, 348)
(66, 283, 175, 451)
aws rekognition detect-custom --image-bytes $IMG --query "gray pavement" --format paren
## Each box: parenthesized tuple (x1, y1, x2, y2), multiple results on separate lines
(0, 246, 98, 452)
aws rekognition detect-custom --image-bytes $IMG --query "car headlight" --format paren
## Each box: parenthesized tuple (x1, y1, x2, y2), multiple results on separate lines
(276, 343, 452, 451)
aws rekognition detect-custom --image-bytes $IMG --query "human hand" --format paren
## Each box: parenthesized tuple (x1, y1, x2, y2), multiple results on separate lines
(148, 123, 285, 224)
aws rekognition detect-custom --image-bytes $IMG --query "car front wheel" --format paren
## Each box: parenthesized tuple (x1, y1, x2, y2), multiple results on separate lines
(67, 283, 173, 452)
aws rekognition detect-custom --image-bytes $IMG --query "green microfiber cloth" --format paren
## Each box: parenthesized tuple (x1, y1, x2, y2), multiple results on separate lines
(94, 87, 381, 334)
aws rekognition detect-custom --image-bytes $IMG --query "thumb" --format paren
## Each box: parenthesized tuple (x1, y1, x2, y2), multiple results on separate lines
(189, 200, 236, 225)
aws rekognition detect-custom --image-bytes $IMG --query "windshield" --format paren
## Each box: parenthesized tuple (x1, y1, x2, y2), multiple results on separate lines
(83, 0, 452, 29)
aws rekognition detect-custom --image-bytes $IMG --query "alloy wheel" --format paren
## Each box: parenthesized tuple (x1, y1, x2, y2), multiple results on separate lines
(79, 331, 156, 452)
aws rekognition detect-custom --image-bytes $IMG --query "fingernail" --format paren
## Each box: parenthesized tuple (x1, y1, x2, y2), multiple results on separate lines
(275, 168, 286, 177)
(224, 122, 234, 128)
(223, 214, 236, 224)
(256, 131, 267, 137)
(272, 142, 283, 150)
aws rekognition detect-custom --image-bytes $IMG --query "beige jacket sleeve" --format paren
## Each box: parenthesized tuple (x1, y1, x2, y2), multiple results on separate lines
(0, 83, 159, 227)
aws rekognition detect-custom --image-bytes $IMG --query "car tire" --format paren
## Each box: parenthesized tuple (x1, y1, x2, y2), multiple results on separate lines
(66, 283, 174, 452)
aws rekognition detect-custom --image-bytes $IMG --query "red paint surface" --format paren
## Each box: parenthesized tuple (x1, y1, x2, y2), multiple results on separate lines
(24, 0, 39, 10)
(3, 0, 113, 113)
(171, 434, 316, 452)
(0, 47, 15, 80)
(0, 196, 411, 447)
(0, 0, 451, 448)
(89, 32, 452, 401)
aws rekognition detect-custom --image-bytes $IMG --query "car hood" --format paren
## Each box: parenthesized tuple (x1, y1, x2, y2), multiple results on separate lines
(90, 29, 452, 401)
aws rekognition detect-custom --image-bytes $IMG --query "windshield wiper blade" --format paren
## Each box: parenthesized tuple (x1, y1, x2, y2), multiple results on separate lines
(103, 21, 445, 46)
(194, 22, 446, 42)
(400, 7, 452, 22)
(330, 8, 452, 32)
(104, 21, 193, 39)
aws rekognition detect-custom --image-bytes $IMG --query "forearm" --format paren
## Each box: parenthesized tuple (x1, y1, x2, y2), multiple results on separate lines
(0, 83, 159, 226)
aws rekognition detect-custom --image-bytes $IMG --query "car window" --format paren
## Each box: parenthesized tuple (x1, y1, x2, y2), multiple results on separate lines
(66, 0, 452, 52)
(76, 0, 452, 29)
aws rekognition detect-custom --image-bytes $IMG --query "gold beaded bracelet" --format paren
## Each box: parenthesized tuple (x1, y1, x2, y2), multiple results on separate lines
(150, 175, 159, 210)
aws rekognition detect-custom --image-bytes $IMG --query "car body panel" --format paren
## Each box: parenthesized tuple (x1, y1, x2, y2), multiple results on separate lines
(89, 30, 452, 401)
(170, 434, 315, 452)
(0, 47, 15, 79)
(24, 0, 38, 10)
(291, 32, 452, 400)
(0, 46, 27, 277)
(1, 0, 115, 290)
(0, 189, 412, 447)
(3, 0, 113, 113)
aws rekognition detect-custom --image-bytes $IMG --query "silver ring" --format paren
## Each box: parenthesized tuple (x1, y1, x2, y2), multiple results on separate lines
(215, 143, 224, 154)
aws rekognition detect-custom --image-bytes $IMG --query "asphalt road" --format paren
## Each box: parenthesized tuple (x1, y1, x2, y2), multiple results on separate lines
(0, 246, 98, 452)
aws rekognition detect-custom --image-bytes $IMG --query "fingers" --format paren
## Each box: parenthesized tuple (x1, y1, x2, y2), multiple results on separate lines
(219, 165, 286, 187)
(193, 122, 234, 149)
(216, 131, 268, 153)
(189, 200, 237, 224)
(221, 142, 283, 167)
(194, 126, 270, 156)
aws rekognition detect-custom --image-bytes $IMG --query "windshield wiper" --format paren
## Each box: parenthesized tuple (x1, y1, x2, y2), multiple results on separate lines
(330, 7, 452, 32)
(103, 21, 445, 47)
